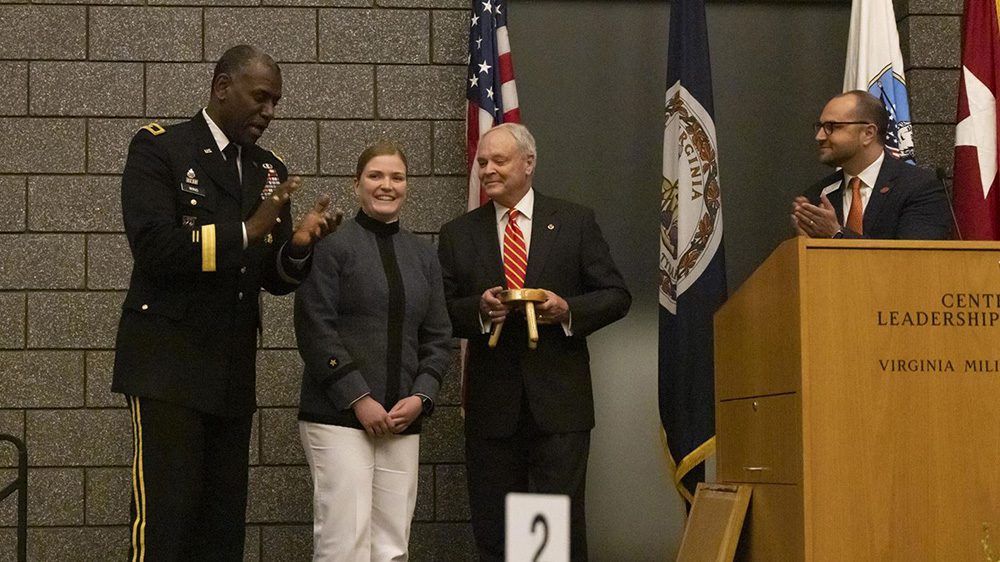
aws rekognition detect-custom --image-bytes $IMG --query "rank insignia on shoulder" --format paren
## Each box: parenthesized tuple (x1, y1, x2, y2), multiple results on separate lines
(328, 357, 338, 369)
(140, 122, 166, 136)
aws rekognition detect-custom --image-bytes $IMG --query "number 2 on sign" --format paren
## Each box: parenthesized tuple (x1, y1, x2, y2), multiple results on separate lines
(531, 513, 549, 562)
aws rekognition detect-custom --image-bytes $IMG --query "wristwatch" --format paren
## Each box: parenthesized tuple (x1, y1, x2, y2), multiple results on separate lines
(418, 395, 434, 416)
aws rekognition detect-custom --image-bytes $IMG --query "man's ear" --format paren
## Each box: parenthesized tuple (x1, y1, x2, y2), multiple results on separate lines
(212, 73, 233, 102)
(525, 153, 536, 176)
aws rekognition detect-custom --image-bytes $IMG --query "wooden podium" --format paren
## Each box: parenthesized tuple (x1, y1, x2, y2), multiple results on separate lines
(714, 237, 1000, 561)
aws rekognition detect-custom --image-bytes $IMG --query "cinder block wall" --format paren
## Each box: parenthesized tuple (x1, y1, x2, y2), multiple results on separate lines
(0, 1, 476, 560)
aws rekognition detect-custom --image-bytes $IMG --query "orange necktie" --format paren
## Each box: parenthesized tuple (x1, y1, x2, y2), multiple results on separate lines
(846, 176, 863, 235)
(503, 209, 527, 289)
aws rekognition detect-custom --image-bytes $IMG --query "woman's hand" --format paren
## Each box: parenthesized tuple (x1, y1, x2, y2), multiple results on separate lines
(388, 396, 424, 433)
(352, 395, 392, 436)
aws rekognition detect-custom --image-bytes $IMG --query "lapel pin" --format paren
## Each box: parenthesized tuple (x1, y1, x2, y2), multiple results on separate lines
(202, 148, 213, 154)
(547, 223, 555, 230)
(880, 186, 890, 194)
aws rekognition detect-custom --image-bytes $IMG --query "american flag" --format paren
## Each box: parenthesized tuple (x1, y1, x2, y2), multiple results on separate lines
(466, 0, 521, 210)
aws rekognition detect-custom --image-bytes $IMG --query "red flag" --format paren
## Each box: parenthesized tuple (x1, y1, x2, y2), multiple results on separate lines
(952, 0, 1000, 240)
(466, 0, 521, 211)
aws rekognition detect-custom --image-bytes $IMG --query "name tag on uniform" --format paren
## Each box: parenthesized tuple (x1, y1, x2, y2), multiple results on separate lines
(180, 183, 205, 197)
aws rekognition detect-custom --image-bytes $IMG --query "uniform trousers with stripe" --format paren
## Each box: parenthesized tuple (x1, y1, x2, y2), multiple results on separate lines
(299, 421, 420, 562)
(126, 395, 253, 561)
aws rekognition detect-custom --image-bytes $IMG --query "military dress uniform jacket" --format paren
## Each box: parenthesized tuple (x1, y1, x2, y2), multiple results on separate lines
(113, 113, 308, 417)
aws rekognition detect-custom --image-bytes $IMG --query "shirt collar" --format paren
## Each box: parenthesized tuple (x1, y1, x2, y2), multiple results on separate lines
(845, 151, 885, 191)
(202, 108, 235, 155)
(494, 188, 535, 223)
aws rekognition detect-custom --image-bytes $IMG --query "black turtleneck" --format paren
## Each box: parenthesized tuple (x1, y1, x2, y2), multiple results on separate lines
(355, 209, 405, 407)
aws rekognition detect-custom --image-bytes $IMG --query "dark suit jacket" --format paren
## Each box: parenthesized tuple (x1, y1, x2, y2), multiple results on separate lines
(804, 152, 951, 239)
(437, 192, 631, 438)
(112, 112, 308, 417)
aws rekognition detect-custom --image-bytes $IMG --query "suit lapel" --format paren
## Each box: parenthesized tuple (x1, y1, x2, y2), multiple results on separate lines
(191, 112, 242, 203)
(524, 193, 557, 288)
(862, 152, 897, 234)
(474, 202, 505, 286)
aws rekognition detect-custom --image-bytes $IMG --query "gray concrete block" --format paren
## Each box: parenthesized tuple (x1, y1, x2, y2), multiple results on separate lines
(0, 63, 27, 116)
(414, 464, 433, 521)
(90, 7, 202, 61)
(319, 120, 432, 175)
(409, 522, 476, 561)
(27, 527, 128, 562)
(29, 468, 85, 526)
(434, 463, 469, 520)
(894, 0, 961, 16)
(432, 10, 468, 65)
(28, 176, 122, 232)
(438, 348, 461, 406)
(419, 405, 463, 463)
(26, 409, 131, 466)
(205, 9, 318, 62)
(0, 351, 85, 408)
(899, 15, 961, 69)
(0, 410, 25, 468)
(260, 525, 312, 561)
(433, 120, 465, 175)
(378, 0, 466, 7)
(261, 293, 296, 349)
(146, 63, 215, 118)
(86, 351, 120, 408)
(0, 6, 86, 60)
(88, 234, 132, 291)
(250, 411, 261, 466)
(27, 292, 124, 349)
(257, 349, 304, 407)
(377, 65, 465, 119)
(0, 119, 86, 174)
(400, 176, 467, 233)
(319, 9, 429, 64)
(280, 64, 374, 119)
(259, 407, 305, 465)
(246, 465, 312, 522)
(907, 69, 960, 124)
(31, 62, 143, 117)
(0, 177, 26, 232)
(912, 123, 956, 177)
(88, 119, 151, 174)
(0, 293, 26, 349)
(0, 234, 85, 290)
(151, 0, 256, 6)
(263, 119, 318, 175)
(291, 177, 358, 223)
(85, 467, 130, 525)
(245, 526, 262, 562)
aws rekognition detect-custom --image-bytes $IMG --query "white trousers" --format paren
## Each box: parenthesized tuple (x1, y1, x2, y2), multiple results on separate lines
(299, 421, 420, 562)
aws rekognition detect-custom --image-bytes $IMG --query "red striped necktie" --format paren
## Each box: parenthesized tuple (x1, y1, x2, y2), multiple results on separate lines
(503, 209, 527, 289)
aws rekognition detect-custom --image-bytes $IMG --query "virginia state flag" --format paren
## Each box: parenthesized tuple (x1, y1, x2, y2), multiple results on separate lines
(659, 0, 727, 504)
(843, 0, 916, 163)
(952, 0, 1000, 240)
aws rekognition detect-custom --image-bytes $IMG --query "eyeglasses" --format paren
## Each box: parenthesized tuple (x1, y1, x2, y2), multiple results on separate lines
(813, 121, 873, 135)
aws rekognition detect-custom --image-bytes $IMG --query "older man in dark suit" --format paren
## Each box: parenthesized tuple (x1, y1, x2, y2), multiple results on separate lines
(113, 45, 338, 560)
(792, 90, 951, 240)
(437, 123, 631, 561)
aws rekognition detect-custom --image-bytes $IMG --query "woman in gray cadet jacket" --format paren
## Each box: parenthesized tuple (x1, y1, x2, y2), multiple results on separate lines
(294, 141, 452, 561)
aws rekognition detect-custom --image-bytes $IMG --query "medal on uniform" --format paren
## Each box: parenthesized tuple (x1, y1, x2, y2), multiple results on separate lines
(261, 167, 281, 200)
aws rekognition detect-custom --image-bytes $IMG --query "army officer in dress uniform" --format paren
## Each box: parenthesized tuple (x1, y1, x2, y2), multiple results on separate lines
(112, 45, 340, 561)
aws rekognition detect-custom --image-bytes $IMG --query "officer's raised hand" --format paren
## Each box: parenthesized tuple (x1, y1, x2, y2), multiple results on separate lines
(245, 175, 303, 243)
(291, 195, 342, 253)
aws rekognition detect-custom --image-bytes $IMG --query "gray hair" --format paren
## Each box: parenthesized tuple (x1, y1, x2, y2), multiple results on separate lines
(485, 123, 537, 161)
